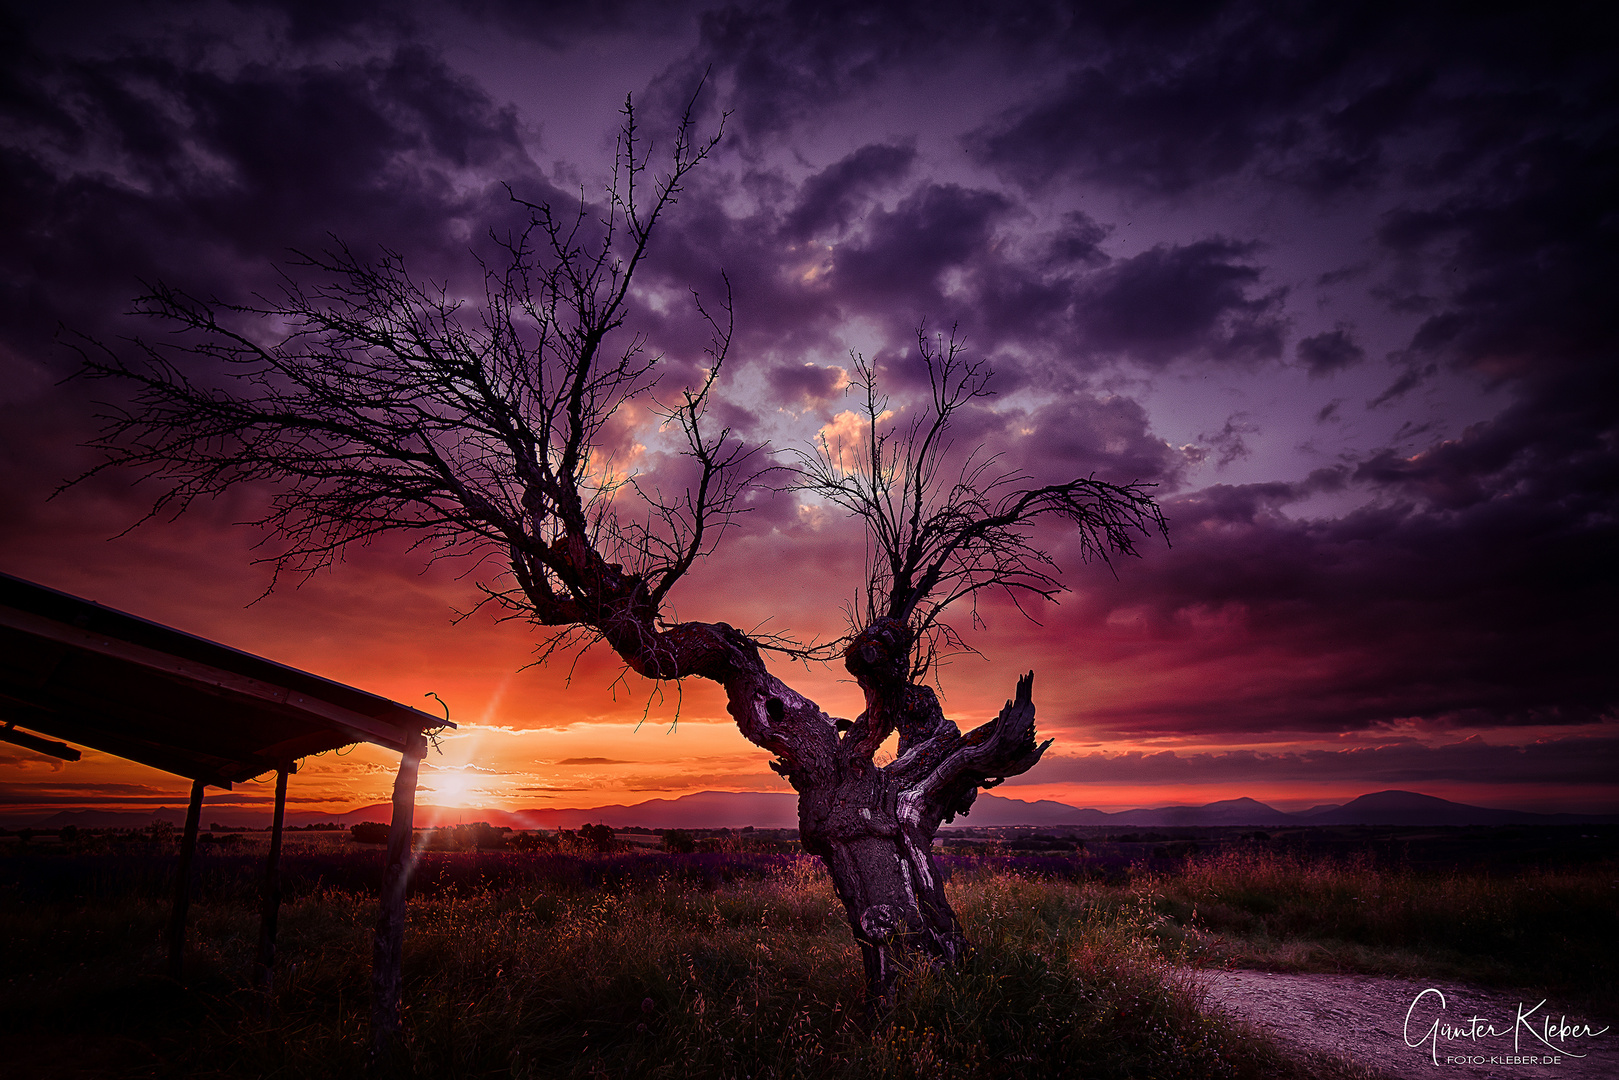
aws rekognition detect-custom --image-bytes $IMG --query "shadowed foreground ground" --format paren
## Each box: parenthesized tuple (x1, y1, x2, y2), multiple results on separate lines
(1, 833, 1612, 1078)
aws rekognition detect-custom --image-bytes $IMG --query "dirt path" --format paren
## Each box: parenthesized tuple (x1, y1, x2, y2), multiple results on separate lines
(1189, 969, 1614, 1080)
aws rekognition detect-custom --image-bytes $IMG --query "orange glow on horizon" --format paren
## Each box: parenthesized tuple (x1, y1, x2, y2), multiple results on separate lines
(2, 554, 1612, 825)
(6, 738, 1610, 822)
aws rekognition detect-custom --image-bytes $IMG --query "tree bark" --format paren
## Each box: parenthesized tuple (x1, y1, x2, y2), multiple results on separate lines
(797, 776, 968, 1002)
(569, 591, 1046, 1001)
(791, 620, 1047, 1001)
(521, 527, 1052, 1003)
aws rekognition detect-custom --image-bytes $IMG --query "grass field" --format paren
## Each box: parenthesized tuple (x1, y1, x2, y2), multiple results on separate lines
(1140, 846, 1619, 1003)
(1, 829, 1612, 1078)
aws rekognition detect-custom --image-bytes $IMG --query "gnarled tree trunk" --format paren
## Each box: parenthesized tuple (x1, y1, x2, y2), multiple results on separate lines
(799, 618, 1046, 1000)
(575, 590, 1049, 1001)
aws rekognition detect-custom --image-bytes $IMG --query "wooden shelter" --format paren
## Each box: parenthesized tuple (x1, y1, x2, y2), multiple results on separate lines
(0, 570, 451, 1053)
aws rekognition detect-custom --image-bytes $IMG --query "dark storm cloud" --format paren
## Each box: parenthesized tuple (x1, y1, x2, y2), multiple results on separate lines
(1068, 451, 1617, 735)
(646, 94, 1292, 382)
(970, 53, 1311, 194)
(1320, 26, 1619, 731)
(968, 3, 1608, 196)
(458, 0, 688, 46)
(173, 50, 528, 252)
(0, 15, 545, 568)
(1044, 211, 1110, 268)
(1023, 738, 1619, 790)
(659, 171, 1287, 387)
(677, 0, 1541, 201)
(1197, 413, 1259, 469)
(0, 34, 538, 349)
(1354, 361, 1619, 514)
(829, 182, 1011, 303)
(1338, 4, 1617, 505)
(781, 142, 915, 241)
(1316, 264, 1368, 287)
(966, 22, 1423, 195)
(5, 30, 531, 264)
(1378, 137, 1617, 396)
(1011, 395, 1191, 488)
(680, 0, 1069, 144)
(1072, 241, 1285, 367)
(1026, 735, 1619, 789)
(233, 0, 419, 45)
(648, 168, 1058, 375)
(1366, 363, 1435, 408)
(1295, 327, 1364, 378)
(766, 361, 846, 408)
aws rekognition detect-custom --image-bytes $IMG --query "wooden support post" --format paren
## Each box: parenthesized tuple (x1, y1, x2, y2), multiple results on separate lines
(254, 764, 290, 997)
(371, 731, 427, 1065)
(166, 778, 205, 980)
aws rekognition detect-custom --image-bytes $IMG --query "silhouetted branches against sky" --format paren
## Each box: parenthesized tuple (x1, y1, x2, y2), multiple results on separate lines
(68, 96, 746, 659)
(797, 327, 1168, 680)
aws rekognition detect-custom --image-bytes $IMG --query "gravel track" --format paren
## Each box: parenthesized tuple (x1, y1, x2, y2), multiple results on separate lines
(1191, 969, 1614, 1080)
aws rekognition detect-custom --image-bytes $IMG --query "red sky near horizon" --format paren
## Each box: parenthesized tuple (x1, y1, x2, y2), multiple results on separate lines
(2, 2, 1615, 822)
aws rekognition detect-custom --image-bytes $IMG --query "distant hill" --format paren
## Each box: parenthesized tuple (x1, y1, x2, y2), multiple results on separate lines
(517, 790, 800, 829)
(950, 794, 1115, 827)
(1108, 797, 1300, 828)
(7, 788, 1613, 830)
(1297, 789, 1598, 826)
(26, 808, 196, 830)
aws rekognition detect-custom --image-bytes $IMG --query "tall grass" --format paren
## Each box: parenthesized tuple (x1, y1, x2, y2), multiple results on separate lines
(13, 840, 1608, 1076)
(2, 851, 1370, 1079)
(1133, 847, 1619, 1004)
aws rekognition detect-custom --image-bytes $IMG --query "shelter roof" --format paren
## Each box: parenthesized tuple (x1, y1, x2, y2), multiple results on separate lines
(0, 571, 451, 787)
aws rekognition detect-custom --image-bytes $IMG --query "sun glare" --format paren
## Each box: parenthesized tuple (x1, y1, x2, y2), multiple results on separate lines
(427, 771, 475, 807)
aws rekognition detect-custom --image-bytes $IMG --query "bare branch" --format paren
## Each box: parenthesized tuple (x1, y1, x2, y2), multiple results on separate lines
(796, 325, 1168, 685)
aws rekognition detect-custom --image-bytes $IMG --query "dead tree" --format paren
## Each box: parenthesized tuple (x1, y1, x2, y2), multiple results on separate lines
(789, 333, 1164, 996)
(69, 97, 1165, 1003)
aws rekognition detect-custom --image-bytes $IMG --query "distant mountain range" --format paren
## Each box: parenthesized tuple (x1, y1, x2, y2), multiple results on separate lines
(11, 788, 1615, 830)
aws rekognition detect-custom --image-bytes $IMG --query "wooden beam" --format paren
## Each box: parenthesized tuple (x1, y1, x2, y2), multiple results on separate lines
(1, 699, 236, 787)
(0, 606, 444, 752)
(0, 722, 81, 761)
(371, 731, 427, 1067)
(254, 764, 290, 999)
(167, 778, 205, 980)
(255, 730, 363, 764)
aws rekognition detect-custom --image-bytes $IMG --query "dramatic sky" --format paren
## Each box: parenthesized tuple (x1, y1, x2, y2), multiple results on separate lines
(2, 0, 1615, 821)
